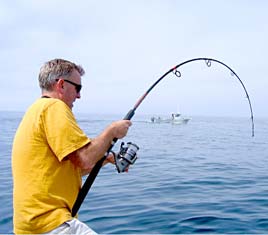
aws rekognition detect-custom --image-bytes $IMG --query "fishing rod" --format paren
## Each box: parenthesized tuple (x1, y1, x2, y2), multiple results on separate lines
(72, 57, 254, 217)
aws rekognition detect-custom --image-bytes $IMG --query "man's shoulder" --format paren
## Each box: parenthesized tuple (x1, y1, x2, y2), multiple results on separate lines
(33, 98, 69, 111)
(22, 98, 71, 122)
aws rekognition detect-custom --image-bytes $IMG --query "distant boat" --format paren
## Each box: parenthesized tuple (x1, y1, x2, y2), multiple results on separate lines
(151, 113, 190, 124)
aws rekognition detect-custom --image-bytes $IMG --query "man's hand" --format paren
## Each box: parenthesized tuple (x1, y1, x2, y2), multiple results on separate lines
(103, 152, 115, 166)
(109, 120, 132, 139)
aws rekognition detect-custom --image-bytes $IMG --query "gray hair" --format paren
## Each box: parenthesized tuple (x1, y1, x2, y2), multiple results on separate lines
(38, 58, 85, 91)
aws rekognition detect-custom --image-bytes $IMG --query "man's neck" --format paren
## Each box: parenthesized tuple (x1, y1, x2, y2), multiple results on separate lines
(41, 91, 59, 99)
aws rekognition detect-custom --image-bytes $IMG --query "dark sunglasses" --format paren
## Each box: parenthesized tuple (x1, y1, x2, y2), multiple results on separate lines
(56, 79, 82, 93)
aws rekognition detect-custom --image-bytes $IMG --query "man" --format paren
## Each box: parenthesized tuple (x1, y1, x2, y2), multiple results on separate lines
(12, 58, 131, 234)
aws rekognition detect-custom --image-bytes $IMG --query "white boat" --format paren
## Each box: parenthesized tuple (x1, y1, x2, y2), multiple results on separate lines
(151, 113, 190, 124)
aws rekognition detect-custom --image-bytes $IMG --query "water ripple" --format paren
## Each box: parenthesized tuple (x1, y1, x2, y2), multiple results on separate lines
(1, 113, 268, 234)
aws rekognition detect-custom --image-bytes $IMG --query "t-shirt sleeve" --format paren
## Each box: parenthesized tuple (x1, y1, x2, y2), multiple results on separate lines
(42, 100, 90, 161)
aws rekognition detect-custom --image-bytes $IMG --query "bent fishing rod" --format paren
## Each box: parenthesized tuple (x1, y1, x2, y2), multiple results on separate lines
(72, 57, 254, 217)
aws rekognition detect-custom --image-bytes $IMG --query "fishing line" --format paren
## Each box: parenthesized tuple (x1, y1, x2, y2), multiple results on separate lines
(72, 57, 254, 217)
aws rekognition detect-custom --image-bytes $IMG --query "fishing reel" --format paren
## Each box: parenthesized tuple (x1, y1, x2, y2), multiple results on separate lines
(112, 142, 139, 173)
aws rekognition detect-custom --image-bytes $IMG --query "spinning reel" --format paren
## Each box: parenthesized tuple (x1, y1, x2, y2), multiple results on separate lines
(112, 142, 139, 173)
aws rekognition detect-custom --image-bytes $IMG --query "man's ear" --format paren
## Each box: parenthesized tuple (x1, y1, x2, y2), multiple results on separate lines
(55, 78, 65, 94)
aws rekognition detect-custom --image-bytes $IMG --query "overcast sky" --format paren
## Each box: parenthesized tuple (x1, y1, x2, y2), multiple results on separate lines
(1, 0, 267, 118)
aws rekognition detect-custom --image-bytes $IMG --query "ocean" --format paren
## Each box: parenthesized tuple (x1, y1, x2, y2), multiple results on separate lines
(0, 111, 267, 234)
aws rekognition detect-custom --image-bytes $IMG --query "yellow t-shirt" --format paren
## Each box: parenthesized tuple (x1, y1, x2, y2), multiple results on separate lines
(12, 98, 91, 234)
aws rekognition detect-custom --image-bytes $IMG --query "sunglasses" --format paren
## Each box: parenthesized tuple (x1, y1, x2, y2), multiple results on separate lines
(56, 79, 82, 93)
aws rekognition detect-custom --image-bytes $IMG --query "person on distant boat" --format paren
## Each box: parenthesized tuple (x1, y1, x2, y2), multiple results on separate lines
(12, 59, 131, 234)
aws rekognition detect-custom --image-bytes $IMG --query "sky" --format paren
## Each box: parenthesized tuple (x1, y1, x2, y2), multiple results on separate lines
(1, 0, 267, 118)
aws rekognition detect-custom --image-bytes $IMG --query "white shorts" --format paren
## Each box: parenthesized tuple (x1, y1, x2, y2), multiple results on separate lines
(43, 218, 98, 235)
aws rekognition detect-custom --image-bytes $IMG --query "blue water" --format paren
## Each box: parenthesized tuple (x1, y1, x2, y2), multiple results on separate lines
(0, 111, 268, 234)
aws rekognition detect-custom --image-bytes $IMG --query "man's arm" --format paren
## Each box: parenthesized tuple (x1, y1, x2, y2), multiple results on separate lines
(68, 120, 131, 175)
